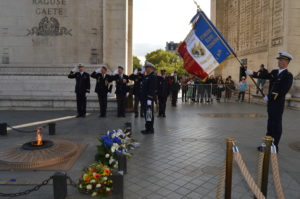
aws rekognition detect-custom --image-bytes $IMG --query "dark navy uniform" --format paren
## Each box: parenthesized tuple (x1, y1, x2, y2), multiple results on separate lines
(253, 69, 293, 150)
(68, 71, 91, 117)
(170, 75, 181, 106)
(129, 73, 144, 117)
(91, 72, 112, 117)
(157, 75, 169, 117)
(113, 74, 129, 117)
(141, 71, 157, 133)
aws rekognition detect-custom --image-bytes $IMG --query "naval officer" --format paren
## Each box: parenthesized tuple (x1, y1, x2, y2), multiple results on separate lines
(246, 51, 294, 151)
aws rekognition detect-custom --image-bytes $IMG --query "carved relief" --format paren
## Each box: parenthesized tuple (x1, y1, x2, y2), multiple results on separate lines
(27, 17, 72, 36)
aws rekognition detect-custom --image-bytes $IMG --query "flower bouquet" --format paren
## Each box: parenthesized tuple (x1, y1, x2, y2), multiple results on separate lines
(78, 163, 113, 197)
(95, 129, 134, 168)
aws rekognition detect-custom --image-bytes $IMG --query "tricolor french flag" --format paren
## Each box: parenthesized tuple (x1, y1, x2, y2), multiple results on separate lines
(178, 11, 234, 79)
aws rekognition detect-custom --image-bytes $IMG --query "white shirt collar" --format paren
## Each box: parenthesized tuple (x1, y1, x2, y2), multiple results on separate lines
(80, 72, 84, 75)
(278, 68, 286, 74)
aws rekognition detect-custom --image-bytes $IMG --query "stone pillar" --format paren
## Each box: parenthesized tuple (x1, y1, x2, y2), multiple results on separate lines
(103, 0, 132, 74)
(127, 0, 133, 74)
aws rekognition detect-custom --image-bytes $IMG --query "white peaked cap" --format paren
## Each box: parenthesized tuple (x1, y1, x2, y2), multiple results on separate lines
(277, 51, 293, 60)
(144, 61, 156, 69)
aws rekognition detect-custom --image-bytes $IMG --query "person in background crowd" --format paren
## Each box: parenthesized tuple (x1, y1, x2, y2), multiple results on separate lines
(193, 77, 199, 102)
(216, 76, 224, 102)
(211, 75, 217, 97)
(112, 66, 129, 117)
(237, 76, 248, 103)
(68, 64, 90, 118)
(186, 78, 194, 102)
(240, 64, 247, 80)
(91, 66, 112, 117)
(180, 75, 188, 102)
(256, 64, 269, 94)
(141, 62, 157, 134)
(129, 68, 144, 118)
(197, 78, 205, 103)
(225, 76, 235, 101)
(203, 77, 213, 103)
(170, 72, 181, 107)
(157, 70, 169, 117)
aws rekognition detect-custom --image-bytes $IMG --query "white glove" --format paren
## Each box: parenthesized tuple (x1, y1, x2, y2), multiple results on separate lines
(263, 96, 268, 102)
(147, 100, 152, 106)
(86, 93, 89, 97)
(71, 66, 77, 72)
(141, 67, 145, 74)
(245, 70, 253, 76)
(133, 69, 138, 75)
(95, 68, 101, 73)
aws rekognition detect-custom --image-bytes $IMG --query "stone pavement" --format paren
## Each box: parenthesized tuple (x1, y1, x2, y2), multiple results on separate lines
(0, 101, 300, 199)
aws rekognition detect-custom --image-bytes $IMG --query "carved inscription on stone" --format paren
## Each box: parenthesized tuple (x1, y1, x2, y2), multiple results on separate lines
(271, 0, 284, 46)
(222, 0, 281, 55)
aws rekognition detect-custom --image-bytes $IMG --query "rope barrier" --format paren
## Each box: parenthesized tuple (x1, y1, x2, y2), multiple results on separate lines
(216, 165, 226, 199)
(271, 145, 286, 199)
(233, 151, 266, 199)
(256, 151, 264, 189)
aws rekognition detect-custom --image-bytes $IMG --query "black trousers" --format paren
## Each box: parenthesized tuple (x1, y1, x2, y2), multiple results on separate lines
(116, 94, 126, 116)
(144, 103, 154, 132)
(182, 86, 187, 102)
(267, 101, 285, 150)
(76, 92, 87, 116)
(97, 93, 107, 116)
(133, 95, 142, 115)
(238, 91, 245, 102)
(171, 90, 179, 106)
(158, 96, 167, 115)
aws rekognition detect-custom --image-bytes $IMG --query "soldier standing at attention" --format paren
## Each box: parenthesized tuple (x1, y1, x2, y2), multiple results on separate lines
(68, 64, 90, 118)
(157, 70, 169, 117)
(91, 66, 111, 118)
(170, 72, 181, 107)
(141, 62, 157, 134)
(113, 66, 129, 117)
(246, 51, 294, 152)
(129, 68, 144, 118)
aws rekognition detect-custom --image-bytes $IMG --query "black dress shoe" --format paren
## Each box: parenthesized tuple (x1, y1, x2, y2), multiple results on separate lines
(99, 115, 106, 118)
(162, 114, 166, 118)
(257, 146, 264, 152)
(135, 114, 138, 118)
(76, 115, 81, 118)
(81, 114, 86, 118)
(141, 130, 154, 134)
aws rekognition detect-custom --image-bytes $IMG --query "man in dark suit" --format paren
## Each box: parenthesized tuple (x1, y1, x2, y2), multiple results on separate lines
(246, 51, 294, 152)
(91, 66, 111, 117)
(256, 64, 269, 94)
(157, 70, 169, 117)
(141, 62, 157, 134)
(113, 66, 129, 117)
(170, 71, 180, 107)
(68, 64, 91, 118)
(129, 68, 144, 118)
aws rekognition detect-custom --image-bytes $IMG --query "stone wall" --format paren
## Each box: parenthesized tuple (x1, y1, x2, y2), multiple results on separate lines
(211, 0, 300, 82)
(0, 0, 133, 110)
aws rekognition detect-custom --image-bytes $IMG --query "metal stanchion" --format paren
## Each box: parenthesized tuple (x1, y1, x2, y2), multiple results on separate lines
(0, 123, 7, 136)
(225, 138, 234, 199)
(260, 136, 273, 197)
(111, 170, 124, 199)
(118, 154, 127, 174)
(49, 123, 56, 135)
(53, 172, 67, 199)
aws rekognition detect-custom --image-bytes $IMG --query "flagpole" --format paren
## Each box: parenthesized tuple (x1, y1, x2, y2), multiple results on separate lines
(231, 52, 265, 97)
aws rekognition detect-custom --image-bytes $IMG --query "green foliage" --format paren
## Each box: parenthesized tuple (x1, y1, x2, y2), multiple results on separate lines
(145, 49, 186, 75)
(133, 56, 142, 70)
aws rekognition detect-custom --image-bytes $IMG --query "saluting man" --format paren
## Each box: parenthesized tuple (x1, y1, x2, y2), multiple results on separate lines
(141, 62, 157, 134)
(113, 66, 129, 117)
(157, 70, 169, 117)
(91, 66, 111, 118)
(129, 68, 144, 118)
(68, 64, 91, 118)
(246, 51, 294, 152)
